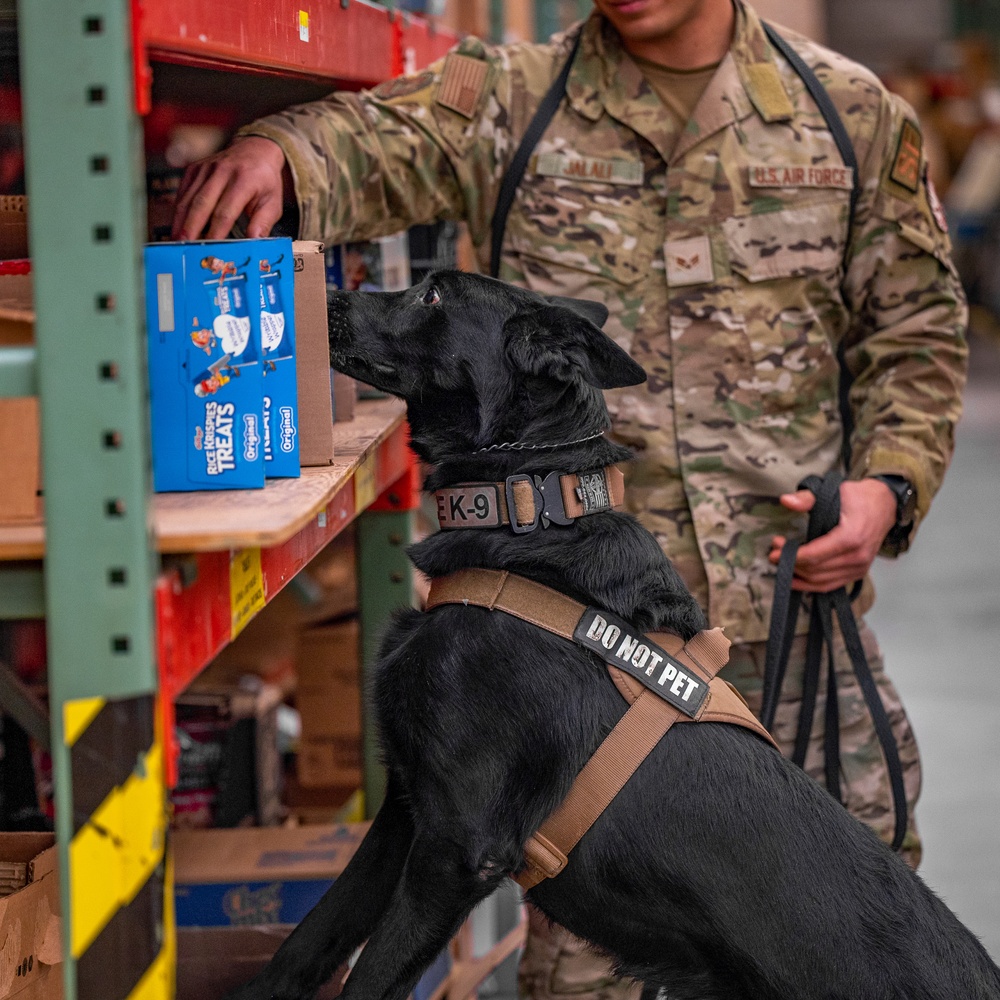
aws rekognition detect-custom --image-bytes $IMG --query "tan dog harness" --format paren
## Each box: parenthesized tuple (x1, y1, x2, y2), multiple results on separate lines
(425, 569, 778, 890)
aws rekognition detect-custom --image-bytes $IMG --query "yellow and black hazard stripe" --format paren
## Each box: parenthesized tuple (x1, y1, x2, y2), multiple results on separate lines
(64, 693, 175, 1000)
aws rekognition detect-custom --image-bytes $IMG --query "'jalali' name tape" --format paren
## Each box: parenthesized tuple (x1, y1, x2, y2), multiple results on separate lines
(573, 608, 708, 718)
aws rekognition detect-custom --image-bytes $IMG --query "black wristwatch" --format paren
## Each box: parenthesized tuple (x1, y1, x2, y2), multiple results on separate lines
(870, 474, 917, 553)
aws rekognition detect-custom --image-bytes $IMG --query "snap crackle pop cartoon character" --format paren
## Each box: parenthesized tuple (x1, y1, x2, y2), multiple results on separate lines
(192, 354, 241, 397)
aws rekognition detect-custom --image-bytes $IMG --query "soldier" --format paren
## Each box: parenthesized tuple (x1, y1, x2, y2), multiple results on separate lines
(173, 2, 968, 999)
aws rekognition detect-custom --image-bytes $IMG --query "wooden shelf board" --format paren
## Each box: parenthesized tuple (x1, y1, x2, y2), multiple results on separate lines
(0, 397, 407, 561)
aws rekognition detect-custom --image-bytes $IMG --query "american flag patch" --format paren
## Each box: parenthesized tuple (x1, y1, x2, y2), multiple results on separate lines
(436, 53, 488, 119)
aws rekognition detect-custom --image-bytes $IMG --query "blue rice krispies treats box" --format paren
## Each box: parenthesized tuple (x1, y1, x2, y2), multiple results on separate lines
(144, 239, 299, 491)
(258, 251, 299, 477)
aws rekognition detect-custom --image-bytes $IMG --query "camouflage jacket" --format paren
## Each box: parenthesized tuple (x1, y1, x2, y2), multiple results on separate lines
(241, 2, 968, 644)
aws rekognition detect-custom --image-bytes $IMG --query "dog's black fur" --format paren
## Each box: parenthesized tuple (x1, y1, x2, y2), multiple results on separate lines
(230, 270, 1000, 1000)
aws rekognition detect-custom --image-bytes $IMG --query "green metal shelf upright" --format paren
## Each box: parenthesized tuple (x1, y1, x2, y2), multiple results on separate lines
(16, 1, 171, 999)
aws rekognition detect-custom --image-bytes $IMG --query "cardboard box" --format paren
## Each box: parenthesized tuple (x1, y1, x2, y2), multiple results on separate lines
(0, 273, 33, 346)
(0, 833, 63, 1000)
(176, 925, 346, 1000)
(0, 272, 42, 524)
(144, 238, 300, 492)
(174, 823, 370, 927)
(173, 682, 284, 829)
(0, 398, 41, 524)
(0, 196, 28, 261)
(258, 250, 300, 478)
(292, 241, 336, 465)
(173, 824, 449, 1000)
(295, 621, 362, 789)
(332, 371, 357, 423)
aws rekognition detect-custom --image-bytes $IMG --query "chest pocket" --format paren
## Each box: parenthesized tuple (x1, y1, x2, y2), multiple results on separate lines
(507, 170, 656, 295)
(723, 201, 847, 281)
(720, 200, 849, 421)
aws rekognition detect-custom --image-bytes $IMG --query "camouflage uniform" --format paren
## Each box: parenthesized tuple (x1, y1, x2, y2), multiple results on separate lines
(240, 2, 966, 996)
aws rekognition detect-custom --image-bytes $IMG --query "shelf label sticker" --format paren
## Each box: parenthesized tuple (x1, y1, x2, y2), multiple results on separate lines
(355, 451, 377, 514)
(230, 547, 266, 638)
(299, 10, 310, 42)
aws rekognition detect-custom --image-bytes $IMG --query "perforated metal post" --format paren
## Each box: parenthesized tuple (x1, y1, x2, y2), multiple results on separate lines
(18, 1, 171, 997)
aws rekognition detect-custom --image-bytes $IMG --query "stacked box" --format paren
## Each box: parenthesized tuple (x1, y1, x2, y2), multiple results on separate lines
(258, 250, 300, 477)
(143, 238, 300, 492)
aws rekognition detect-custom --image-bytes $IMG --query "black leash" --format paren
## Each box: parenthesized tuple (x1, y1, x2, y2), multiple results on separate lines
(489, 31, 582, 279)
(761, 472, 908, 852)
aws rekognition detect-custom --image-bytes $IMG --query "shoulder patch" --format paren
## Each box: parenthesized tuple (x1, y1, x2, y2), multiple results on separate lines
(889, 120, 922, 193)
(372, 69, 435, 103)
(436, 53, 489, 119)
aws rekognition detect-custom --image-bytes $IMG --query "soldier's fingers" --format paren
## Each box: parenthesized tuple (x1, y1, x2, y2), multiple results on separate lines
(778, 489, 815, 513)
(794, 531, 854, 567)
(244, 188, 284, 239)
(171, 161, 214, 239)
(175, 164, 235, 241)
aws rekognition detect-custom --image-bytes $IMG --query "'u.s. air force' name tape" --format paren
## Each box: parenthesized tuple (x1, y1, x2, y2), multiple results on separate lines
(572, 608, 708, 718)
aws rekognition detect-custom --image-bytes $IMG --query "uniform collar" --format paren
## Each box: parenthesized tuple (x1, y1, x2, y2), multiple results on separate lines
(566, 2, 795, 163)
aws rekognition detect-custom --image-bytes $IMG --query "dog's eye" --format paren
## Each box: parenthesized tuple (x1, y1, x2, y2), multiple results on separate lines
(420, 286, 442, 306)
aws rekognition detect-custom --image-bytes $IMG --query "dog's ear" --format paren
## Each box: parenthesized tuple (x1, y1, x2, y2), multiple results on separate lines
(506, 304, 647, 390)
(543, 295, 610, 331)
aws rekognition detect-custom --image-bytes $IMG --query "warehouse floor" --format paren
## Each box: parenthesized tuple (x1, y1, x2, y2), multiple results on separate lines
(868, 329, 1000, 959)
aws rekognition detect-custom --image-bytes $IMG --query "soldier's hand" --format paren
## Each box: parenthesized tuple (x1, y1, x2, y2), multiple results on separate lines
(172, 136, 290, 241)
(767, 479, 897, 593)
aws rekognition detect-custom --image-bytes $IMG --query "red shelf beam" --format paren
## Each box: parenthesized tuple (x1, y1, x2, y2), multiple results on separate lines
(138, 0, 460, 87)
(155, 417, 415, 786)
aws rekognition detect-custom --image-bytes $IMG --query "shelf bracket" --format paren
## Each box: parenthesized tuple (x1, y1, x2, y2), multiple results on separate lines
(0, 346, 38, 398)
(0, 656, 51, 751)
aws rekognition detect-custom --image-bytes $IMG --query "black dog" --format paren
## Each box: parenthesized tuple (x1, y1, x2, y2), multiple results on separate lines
(230, 270, 1000, 1000)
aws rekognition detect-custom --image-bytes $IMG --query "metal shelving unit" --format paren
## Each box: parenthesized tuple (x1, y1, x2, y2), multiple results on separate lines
(0, 2, 458, 997)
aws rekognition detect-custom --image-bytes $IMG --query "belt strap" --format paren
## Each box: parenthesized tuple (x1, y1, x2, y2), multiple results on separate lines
(426, 569, 778, 889)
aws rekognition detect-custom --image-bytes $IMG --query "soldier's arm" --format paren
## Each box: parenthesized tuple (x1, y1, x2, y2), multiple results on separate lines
(172, 39, 509, 247)
(839, 90, 969, 553)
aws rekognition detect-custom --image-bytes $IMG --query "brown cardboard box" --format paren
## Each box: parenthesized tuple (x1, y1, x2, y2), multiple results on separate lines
(173, 682, 284, 828)
(0, 398, 42, 524)
(295, 620, 362, 788)
(0, 196, 29, 261)
(174, 824, 367, 1000)
(292, 241, 336, 466)
(0, 833, 63, 1000)
(0, 273, 43, 525)
(176, 925, 346, 1000)
(332, 371, 356, 423)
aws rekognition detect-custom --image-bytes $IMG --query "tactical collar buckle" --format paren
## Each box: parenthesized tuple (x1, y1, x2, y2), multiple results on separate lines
(434, 465, 626, 533)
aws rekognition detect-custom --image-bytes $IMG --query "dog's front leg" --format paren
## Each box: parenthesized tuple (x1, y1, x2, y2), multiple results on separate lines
(224, 778, 415, 1000)
(338, 832, 509, 1000)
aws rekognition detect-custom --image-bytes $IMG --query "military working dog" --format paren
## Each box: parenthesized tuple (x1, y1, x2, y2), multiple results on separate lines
(228, 270, 1000, 1000)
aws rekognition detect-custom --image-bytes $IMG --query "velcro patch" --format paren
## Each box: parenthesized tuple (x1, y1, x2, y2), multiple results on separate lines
(436, 485, 501, 528)
(665, 235, 713, 287)
(436, 53, 489, 119)
(748, 163, 854, 191)
(890, 120, 922, 193)
(576, 470, 611, 514)
(573, 609, 709, 718)
(534, 153, 643, 186)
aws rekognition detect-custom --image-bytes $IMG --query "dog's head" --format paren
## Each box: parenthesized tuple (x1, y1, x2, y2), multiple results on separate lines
(328, 270, 645, 465)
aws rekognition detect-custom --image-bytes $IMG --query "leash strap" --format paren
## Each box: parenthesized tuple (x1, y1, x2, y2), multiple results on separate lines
(761, 21, 861, 471)
(489, 30, 582, 278)
(426, 569, 778, 889)
(761, 472, 909, 851)
(489, 21, 860, 473)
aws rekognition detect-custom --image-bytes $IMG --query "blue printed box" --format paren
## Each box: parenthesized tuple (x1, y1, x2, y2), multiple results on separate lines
(144, 239, 298, 491)
(258, 252, 300, 477)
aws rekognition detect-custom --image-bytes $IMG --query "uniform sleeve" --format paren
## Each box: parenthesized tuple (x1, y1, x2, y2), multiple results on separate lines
(234, 37, 511, 247)
(840, 90, 969, 552)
